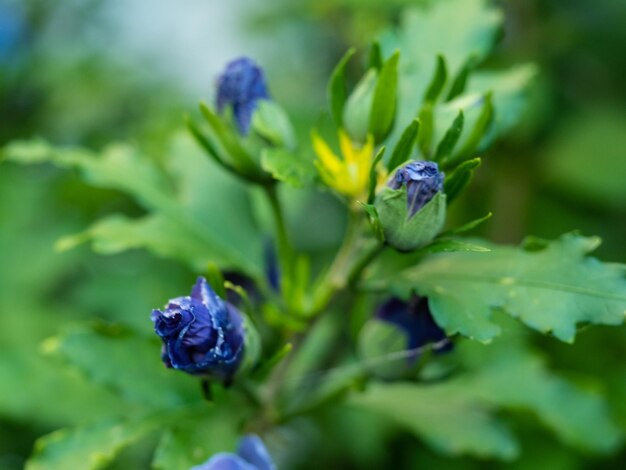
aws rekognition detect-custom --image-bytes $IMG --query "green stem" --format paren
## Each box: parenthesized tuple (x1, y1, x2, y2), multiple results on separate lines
(264, 185, 294, 301)
(346, 242, 386, 288)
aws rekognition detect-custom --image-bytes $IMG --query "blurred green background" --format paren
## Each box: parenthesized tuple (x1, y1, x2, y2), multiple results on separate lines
(1, 0, 625, 468)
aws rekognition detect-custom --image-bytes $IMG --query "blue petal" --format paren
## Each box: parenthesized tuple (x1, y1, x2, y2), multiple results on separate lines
(237, 435, 276, 470)
(191, 453, 256, 470)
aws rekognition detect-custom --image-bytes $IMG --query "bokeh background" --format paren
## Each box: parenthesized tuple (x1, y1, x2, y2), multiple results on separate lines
(1, 0, 625, 468)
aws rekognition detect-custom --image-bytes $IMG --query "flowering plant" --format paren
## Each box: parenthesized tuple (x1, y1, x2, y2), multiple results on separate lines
(3, 0, 626, 468)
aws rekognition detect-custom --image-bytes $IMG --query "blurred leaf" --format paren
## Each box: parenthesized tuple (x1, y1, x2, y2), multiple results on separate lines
(434, 110, 464, 163)
(27, 417, 159, 470)
(368, 41, 383, 70)
(328, 48, 356, 127)
(369, 51, 399, 143)
(351, 341, 622, 459)
(357, 320, 410, 379)
(251, 101, 296, 149)
(343, 69, 377, 143)
(419, 239, 491, 254)
(350, 382, 518, 459)
(388, 0, 503, 129)
(44, 327, 197, 409)
(367, 146, 386, 204)
(383, 233, 626, 342)
(423, 55, 448, 104)
(387, 119, 420, 172)
(542, 110, 626, 210)
(3, 137, 264, 277)
(261, 148, 316, 187)
(153, 405, 242, 469)
(443, 157, 481, 202)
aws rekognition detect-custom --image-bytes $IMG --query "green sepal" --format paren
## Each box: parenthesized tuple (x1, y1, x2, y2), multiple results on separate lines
(440, 212, 493, 237)
(368, 41, 383, 70)
(435, 110, 465, 163)
(369, 50, 400, 144)
(328, 48, 356, 127)
(236, 312, 262, 379)
(367, 146, 386, 204)
(251, 100, 296, 149)
(423, 55, 448, 103)
(456, 92, 494, 161)
(375, 189, 447, 251)
(343, 69, 378, 143)
(417, 103, 434, 157)
(387, 119, 420, 172)
(199, 102, 262, 180)
(446, 56, 475, 101)
(359, 202, 385, 242)
(444, 157, 481, 203)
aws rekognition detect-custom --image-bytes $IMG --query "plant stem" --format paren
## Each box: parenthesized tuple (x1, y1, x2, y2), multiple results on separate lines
(264, 184, 294, 301)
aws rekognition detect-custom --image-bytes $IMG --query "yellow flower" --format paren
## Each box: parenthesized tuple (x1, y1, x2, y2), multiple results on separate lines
(312, 129, 375, 198)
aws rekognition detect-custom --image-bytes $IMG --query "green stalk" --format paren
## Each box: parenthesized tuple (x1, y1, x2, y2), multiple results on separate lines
(264, 184, 294, 304)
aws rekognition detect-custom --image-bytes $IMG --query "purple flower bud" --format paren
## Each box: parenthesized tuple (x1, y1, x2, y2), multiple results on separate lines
(376, 295, 452, 359)
(216, 57, 270, 135)
(151, 277, 245, 380)
(389, 161, 444, 218)
(191, 435, 275, 470)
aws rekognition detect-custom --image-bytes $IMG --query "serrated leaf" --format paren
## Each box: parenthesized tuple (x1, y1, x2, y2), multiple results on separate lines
(328, 48, 356, 127)
(387, 119, 420, 172)
(369, 51, 399, 144)
(261, 148, 316, 187)
(350, 382, 518, 460)
(443, 157, 481, 202)
(26, 417, 159, 470)
(45, 327, 196, 409)
(434, 110, 464, 162)
(386, 233, 626, 342)
(3, 137, 265, 277)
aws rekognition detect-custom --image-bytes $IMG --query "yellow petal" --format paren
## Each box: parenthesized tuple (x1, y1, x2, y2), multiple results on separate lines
(312, 131, 342, 175)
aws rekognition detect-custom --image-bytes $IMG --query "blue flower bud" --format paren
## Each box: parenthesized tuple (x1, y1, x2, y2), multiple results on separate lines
(151, 277, 246, 380)
(216, 57, 270, 135)
(191, 434, 275, 470)
(389, 161, 444, 218)
(376, 295, 452, 358)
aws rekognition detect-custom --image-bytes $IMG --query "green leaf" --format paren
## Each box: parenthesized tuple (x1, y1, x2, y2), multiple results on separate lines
(419, 239, 491, 254)
(368, 51, 400, 144)
(360, 203, 385, 242)
(199, 103, 259, 178)
(3, 137, 265, 277)
(153, 405, 242, 469)
(446, 56, 474, 101)
(261, 148, 316, 187)
(387, 119, 420, 172)
(459, 343, 623, 453)
(357, 320, 410, 380)
(387, 233, 626, 342)
(434, 110, 464, 163)
(423, 55, 448, 103)
(440, 211, 492, 237)
(343, 69, 378, 143)
(389, 0, 503, 134)
(375, 190, 447, 252)
(455, 93, 494, 160)
(27, 417, 159, 470)
(185, 116, 238, 177)
(43, 326, 196, 409)
(368, 41, 383, 70)
(350, 383, 518, 460)
(417, 103, 434, 157)
(367, 146, 386, 204)
(443, 157, 481, 202)
(328, 48, 356, 127)
(251, 100, 296, 149)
